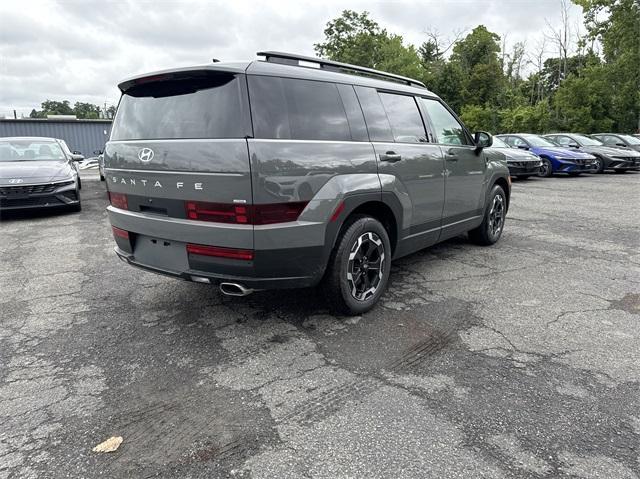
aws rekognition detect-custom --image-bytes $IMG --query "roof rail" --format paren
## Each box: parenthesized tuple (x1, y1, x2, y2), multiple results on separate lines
(256, 51, 426, 88)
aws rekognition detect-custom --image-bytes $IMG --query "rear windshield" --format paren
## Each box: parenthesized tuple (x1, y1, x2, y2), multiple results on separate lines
(111, 73, 248, 140)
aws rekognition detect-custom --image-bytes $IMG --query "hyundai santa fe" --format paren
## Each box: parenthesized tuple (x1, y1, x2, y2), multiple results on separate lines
(105, 51, 511, 314)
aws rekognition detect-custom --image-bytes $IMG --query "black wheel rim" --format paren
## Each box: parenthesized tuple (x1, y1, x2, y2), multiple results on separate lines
(347, 232, 385, 301)
(593, 159, 601, 171)
(488, 194, 505, 239)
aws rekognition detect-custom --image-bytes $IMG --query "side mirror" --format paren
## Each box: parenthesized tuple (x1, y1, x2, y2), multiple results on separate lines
(616, 143, 627, 147)
(71, 154, 84, 161)
(93, 149, 103, 155)
(569, 143, 579, 148)
(516, 145, 529, 150)
(474, 131, 493, 150)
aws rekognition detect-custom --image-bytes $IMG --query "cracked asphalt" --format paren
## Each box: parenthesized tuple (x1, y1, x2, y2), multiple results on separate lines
(1, 170, 639, 478)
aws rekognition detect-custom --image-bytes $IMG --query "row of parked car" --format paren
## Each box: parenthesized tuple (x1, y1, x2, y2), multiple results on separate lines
(490, 132, 640, 178)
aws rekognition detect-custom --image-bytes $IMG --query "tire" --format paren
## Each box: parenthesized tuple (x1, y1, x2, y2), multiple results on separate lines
(538, 158, 553, 177)
(100, 173, 105, 181)
(469, 184, 507, 246)
(78, 178, 82, 190)
(322, 215, 392, 315)
(591, 156, 605, 173)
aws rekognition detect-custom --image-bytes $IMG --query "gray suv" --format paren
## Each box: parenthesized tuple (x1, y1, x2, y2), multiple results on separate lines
(105, 51, 510, 314)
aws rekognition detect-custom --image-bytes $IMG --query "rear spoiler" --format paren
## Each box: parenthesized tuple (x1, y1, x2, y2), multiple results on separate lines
(117, 64, 247, 93)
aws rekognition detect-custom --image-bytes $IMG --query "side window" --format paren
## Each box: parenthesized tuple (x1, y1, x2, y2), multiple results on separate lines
(511, 137, 528, 148)
(248, 76, 350, 141)
(336, 84, 369, 142)
(501, 136, 514, 147)
(354, 86, 393, 142)
(553, 136, 571, 146)
(603, 135, 618, 145)
(378, 92, 427, 143)
(420, 98, 471, 146)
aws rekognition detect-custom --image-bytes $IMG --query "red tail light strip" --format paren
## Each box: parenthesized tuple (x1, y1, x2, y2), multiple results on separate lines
(112, 226, 130, 239)
(186, 243, 254, 260)
(108, 192, 128, 210)
(185, 201, 308, 225)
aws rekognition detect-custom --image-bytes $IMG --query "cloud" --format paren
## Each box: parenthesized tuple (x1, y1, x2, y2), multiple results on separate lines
(0, 0, 584, 117)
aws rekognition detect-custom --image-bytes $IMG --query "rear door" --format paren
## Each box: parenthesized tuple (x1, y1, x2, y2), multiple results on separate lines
(105, 71, 254, 248)
(419, 98, 486, 234)
(355, 86, 444, 245)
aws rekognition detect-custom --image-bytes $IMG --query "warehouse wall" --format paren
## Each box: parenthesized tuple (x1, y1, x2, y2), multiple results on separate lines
(0, 119, 112, 158)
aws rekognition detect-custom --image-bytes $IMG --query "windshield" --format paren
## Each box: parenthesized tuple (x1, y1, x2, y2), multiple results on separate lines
(573, 134, 603, 146)
(491, 137, 510, 148)
(0, 140, 66, 162)
(522, 135, 557, 147)
(620, 134, 640, 145)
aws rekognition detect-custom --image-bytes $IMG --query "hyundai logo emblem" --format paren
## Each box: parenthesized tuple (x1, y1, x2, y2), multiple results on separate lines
(138, 148, 154, 162)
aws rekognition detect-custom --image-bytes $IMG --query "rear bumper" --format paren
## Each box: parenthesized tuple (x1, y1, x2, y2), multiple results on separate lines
(107, 206, 328, 290)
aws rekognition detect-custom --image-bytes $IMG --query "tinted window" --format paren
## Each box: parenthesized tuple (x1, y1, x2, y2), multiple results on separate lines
(420, 98, 470, 146)
(379, 93, 426, 143)
(336, 84, 369, 141)
(111, 74, 247, 140)
(354, 86, 393, 142)
(550, 136, 572, 146)
(249, 76, 350, 141)
(511, 137, 529, 148)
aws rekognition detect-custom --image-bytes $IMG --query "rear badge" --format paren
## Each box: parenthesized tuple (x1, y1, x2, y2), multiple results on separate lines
(138, 148, 154, 162)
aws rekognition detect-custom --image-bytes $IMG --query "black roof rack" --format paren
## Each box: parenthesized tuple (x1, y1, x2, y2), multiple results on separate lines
(257, 51, 426, 88)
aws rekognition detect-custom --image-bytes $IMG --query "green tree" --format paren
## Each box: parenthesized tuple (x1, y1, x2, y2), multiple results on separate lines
(73, 102, 101, 119)
(314, 10, 422, 79)
(40, 100, 74, 116)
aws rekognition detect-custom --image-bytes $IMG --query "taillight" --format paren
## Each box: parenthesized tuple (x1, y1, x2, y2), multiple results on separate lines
(108, 192, 128, 210)
(186, 201, 249, 224)
(186, 243, 254, 260)
(184, 201, 308, 225)
(112, 226, 129, 239)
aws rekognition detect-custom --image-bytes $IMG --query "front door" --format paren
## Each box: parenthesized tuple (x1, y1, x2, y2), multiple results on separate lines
(419, 98, 486, 236)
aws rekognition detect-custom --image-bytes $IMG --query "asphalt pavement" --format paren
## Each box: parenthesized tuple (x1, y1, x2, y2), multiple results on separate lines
(1, 170, 639, 478)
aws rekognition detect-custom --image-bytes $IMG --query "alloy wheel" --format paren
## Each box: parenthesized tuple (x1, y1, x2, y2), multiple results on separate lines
(487, 194, 505, 239)
(347, 232, 385, 301)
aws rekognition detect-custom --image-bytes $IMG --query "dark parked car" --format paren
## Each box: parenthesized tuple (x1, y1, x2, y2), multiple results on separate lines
(496, 133, 595, 177)
(544, 133, 640, 173)
(591, 133, 640, 155)
(105, 51, 511, 314)
(0, 137, 83, 213)
(488, 136, 541, 179)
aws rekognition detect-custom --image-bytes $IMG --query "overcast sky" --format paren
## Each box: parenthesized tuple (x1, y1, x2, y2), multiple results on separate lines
(0, 0, 585, 118)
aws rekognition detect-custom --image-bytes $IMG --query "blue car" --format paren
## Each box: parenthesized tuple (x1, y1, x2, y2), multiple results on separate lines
(496, 133, 595, 177)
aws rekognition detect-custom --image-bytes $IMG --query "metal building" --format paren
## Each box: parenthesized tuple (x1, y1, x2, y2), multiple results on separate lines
(0, 118, 112, 157)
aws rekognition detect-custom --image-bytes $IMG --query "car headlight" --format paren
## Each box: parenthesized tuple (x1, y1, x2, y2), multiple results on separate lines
(53, 179, 75, 187)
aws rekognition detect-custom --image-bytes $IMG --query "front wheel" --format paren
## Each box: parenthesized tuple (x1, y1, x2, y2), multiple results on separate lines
(322, 215, 392, 315)
(538, 158, 553, 177)
(591, 157, 605, 173)
(469, 185, 506, 246)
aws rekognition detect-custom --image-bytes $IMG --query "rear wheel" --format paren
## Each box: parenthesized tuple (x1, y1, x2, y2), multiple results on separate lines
(322, 215, 391, 315)
(469, 184, 506, 246)
(538, 158, 553, 177)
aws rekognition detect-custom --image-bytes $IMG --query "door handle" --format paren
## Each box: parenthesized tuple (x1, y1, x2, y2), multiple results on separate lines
(380, 151, 402, 162)
(445, 154, 458, 162)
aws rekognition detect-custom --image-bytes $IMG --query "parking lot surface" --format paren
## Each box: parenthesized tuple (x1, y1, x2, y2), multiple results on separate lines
(1, 171, 639, 478)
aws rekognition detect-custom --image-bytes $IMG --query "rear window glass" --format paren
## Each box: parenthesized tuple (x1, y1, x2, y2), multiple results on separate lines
(354, 86, 393, 142)
(248, 76, 351, 141)
(111, 74, 248, 140)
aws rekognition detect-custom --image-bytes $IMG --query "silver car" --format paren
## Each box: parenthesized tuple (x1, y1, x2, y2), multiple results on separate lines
(0, 137, 83, 213)
(105, 51, 510, 314)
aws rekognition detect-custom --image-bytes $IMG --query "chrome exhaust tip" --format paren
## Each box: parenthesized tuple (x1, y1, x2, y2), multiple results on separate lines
(219, 282, 253, 297)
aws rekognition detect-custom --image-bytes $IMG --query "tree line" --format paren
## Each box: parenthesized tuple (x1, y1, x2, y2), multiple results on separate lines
(29, 100, 117, 120)
(314, 0, 640, 134)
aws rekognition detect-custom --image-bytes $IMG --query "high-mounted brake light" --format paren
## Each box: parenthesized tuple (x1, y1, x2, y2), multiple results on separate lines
(185, 201, 308, 225)
(108, 192, 128, 210)
(186, 243, 254, 261)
